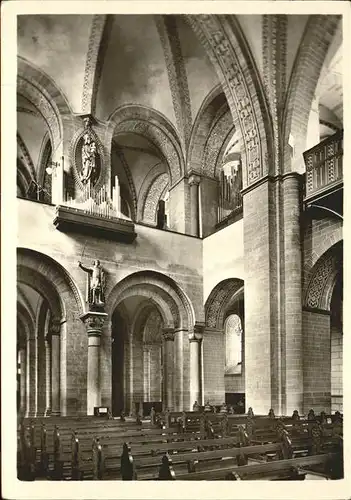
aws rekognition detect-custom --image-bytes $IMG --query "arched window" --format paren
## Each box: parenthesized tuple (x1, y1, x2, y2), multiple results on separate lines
(224, 314, 242, 374)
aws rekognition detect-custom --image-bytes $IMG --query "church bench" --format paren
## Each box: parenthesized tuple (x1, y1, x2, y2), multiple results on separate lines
(71, 426, 191, 479)
(38, 421, 150, 476)
(25, 418, 159, 479)
(52, 425, 185, 480)
(156, 427, 343, 481)
(116, 427, 327, 481)
(93, 432, 248, 480)
(131, 441, 285, 480)
(168, 452, 341, 480)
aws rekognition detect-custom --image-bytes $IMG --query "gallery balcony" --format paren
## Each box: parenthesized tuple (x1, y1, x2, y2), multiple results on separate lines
(303, 130, 343, 219)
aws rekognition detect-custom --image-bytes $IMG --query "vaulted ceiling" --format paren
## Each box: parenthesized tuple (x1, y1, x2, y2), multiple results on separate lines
(17, 14, 343, 184)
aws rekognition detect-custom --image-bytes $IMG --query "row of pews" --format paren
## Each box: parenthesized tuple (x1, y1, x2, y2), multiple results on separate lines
(17, 407, 343, 481)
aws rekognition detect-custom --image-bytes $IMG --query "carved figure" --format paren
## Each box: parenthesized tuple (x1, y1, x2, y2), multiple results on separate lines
(78, 259, 105, 306)
(80, 131, 97, 183)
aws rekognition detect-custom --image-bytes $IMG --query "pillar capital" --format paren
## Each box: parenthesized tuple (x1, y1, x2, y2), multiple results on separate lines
(162, 327, 175, 342)
(80, 311, 108, 336)
(50, 319, 61, 336)
(188, 172, 201, 186)
(189, 323, 204, 342)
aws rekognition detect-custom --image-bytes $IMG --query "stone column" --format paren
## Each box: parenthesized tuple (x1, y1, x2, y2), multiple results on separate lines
(44, 333, 52, 416)
(26, 336, 37, 417)
(19, 347, 27, 416)
(189, 325, 204, 408)
(282, 173, 303, 414)
(162, 328, 175, 411)
(188, 172, 201, 237)
(173, 329, 185, 411)
(50, 320, 61, 416)
(36, 329, 46, 416)
(143, 345, 151, 402)
(243, 173, 304, 415)
(80, 312, 108, 415)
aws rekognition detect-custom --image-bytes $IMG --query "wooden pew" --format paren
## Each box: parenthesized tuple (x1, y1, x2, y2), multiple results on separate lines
(161, 452, 341, 480)
(116, 428, 325, 480)
(93, 430, 250, 480)
(53, 424, 187, 480)
(156, 428, 343, 481)
(24, 417, 159, 479)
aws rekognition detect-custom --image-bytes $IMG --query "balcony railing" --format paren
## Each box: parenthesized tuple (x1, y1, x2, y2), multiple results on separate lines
(303, 130, 343, 201)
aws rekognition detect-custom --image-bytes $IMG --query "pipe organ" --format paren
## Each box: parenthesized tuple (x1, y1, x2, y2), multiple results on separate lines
(218, 158, 243, 223)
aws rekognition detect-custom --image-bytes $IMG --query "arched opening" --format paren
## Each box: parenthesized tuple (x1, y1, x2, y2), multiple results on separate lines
(217, 129, 243, 226)
(111, 308, 128, 416)
(17, 96, 53, 204)
(17, 278, 59, 417)
(110, 298, 167, 417)
(204, 278, 245, 409)
(107, 270, 194, 414)
(330, 270, 343, 412)
(303, 241, 343, 413)
(17, 248, 85, 417)
(224, 314, 242, 375)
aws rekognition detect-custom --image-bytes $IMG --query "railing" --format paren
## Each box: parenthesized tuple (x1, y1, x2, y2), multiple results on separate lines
(303, 130, 343, 200)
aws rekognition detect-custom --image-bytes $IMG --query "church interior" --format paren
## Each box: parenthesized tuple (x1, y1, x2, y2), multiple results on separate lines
(16, 13, 344, 481)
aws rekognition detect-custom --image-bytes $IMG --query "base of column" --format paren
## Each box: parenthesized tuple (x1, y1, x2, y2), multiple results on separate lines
(26, 411, 36, 418)
(44, 408, 52, 417)
(51, 410, 61, 416)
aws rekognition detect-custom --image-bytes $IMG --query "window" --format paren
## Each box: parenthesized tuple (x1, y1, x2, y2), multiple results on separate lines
(224, 314, 242, 374)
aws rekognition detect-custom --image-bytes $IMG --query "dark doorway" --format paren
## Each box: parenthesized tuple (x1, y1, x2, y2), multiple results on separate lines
(112, 309, 126, 416)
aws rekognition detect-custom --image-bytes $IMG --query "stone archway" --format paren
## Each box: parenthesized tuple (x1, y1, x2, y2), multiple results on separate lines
(105, 271, 196, 412)
(302, 241, 343, 413)
(17, 248, 85, 416)
(185, 15, 273, 187)
(203, 278, 244, 407)
(283, 15, 341, 173)
(106, 104, 185, 187)
(17, 57, 72, 158)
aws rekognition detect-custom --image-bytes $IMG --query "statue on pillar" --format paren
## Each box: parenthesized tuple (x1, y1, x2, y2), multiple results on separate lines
(78, 259, 106, 308)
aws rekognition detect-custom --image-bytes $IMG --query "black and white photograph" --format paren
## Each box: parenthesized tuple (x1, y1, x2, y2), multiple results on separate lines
(1, 1, 350, 498)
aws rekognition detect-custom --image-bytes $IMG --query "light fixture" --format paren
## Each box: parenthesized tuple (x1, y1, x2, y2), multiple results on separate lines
(46, 157, 63, 176)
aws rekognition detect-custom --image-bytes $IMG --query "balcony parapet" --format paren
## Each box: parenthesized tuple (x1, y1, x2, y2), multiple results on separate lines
(53, 205, 137, 243)
(303, 130, 343, 203)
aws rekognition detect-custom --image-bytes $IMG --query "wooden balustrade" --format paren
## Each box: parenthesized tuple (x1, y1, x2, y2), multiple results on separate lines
(303, 130, 343, 200)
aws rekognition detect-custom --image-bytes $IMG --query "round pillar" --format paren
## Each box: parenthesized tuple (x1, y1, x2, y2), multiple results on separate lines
(50, 320, 61, 416)
(26, 336, 37, 417)
(282, 172, 303, 414)
(44, 333, 52, 416)
(189, 325, 204, 408)
(162, 328, 175, 411)
(19, 347, 27, 416)
(173, 329, 185, 411)
(188, 173, 201, 237)
(81, 312, 108, 415)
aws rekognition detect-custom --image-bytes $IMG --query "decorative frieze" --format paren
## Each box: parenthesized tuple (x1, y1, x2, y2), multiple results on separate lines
(186, 15, 263, 185)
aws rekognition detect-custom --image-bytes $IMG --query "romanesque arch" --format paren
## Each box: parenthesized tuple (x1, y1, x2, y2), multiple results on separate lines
(185, 15, 273, 187)
(205, 278, 244, 330)
(137, 162, 168, 223)
(105, 105, 185, 186)
(283, 15, 341, 173)
(17, 248, 84, 320)
(304, 241, 343, 312)
(187, 86, 236, 179)
(17, 57, 72, 156)
(106, 270, 194, 330)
